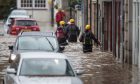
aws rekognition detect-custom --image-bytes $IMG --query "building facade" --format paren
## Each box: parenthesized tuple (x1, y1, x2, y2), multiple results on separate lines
(93, 0, 140, 68)
(86, 0, 133, 65)
(17, 0, 50, 22)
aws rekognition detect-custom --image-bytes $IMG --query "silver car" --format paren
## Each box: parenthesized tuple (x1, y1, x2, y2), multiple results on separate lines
(8, 32, 65, 62)
(4, 52, 83, 84)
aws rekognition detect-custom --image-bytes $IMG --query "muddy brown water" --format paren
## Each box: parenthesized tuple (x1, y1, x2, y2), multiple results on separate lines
(0, 36, 139, 84)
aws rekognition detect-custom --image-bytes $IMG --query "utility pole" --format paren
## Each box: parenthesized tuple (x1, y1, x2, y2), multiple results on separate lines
(51, 0, 54, 26)
(32, 0, 34, 18)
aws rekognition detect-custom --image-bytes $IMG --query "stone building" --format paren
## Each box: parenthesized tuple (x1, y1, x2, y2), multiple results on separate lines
(17, 0, 50, 22)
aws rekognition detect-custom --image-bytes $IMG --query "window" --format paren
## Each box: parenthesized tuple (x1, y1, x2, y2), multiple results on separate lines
(20, 0, 46, 9)
(35, 0, 46, 8)
(21, 0, 33, 7)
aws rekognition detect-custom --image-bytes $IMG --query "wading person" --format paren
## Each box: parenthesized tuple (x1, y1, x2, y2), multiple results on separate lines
(65, 19, 80, 42)
(55, 21, 68, 46)
(79, 25, 100, 53)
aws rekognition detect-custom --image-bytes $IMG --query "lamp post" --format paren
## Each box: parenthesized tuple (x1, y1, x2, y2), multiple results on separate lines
(51, 0, 54, 26)
(32, 0, 34, 18)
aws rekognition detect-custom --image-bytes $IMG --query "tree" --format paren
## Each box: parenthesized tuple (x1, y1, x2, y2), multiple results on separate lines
(0, 0, 16, 19)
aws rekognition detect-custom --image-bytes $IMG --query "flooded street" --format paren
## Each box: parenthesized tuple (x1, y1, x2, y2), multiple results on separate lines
(0, 23, 140, 84)
(64, 43, 140, 84)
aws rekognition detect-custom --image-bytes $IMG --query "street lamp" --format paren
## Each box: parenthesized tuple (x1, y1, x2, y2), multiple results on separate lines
(51, 0, 54, 26)
(31, 0, 34, 18)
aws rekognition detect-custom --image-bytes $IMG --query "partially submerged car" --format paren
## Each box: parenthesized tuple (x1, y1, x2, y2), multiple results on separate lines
(4, 52, 83, 84)
(4, 9, 30, 33)
(8, 32, 64, 62)
(7, 18, 40, 35)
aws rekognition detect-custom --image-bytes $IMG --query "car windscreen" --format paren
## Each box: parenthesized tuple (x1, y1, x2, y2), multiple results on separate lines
(17, 36, 58, 51)
(16, 20, 37, 26)
(20, 58, 75, 76)
(11, 11, 27, 16)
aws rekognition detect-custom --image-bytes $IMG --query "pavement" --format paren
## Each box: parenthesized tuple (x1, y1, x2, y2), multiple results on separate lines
(0, 20, 4, 36)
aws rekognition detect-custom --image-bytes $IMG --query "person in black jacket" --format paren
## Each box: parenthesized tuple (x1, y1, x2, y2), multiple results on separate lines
(79, 25, 101, 53)
(65, 19, 80, 42)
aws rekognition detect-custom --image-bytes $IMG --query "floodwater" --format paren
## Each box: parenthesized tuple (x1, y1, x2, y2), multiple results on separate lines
(64, 43, 140, 84)
(0, 36, 140, 84)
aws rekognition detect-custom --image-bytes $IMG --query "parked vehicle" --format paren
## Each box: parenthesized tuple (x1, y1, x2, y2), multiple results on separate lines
(4, 9, 29, 33)
(7, 18, 40, 35)
(3, 52, 83, 84)
(8, 32, 64, 62)
(9, 9, 29, 17)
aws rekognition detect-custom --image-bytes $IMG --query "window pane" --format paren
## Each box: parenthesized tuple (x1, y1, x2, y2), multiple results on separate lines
(20, 0, 33, 8)
(21, 0, 24, 3)
(34, 0, 46, 8)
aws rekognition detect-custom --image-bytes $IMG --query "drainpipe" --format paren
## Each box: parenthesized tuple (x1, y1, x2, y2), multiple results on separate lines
(128, 0, 133, 64)
(96, 0, 99, 38)
(120, 0, 124, 63)
(138, 0, 140, 68)
(81, 0, 85, 32)
(87, 0, 88, 24)
(112, 0, 115, 56)
(90, 0, 92, 28)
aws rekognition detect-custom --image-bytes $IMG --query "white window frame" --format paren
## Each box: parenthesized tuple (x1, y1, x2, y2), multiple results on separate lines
(19, 0, 48, 9)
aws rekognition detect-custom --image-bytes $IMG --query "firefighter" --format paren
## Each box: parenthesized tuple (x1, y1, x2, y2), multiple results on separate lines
(79, 25, 101, 53)
(55, 21, 68, 46)
(65, 19, 80, 42)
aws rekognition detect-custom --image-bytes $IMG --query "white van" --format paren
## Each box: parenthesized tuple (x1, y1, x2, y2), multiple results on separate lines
(4, 9, 30, 33)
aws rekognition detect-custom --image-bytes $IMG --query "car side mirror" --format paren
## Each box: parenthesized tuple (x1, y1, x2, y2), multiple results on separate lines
(7, 23, 11, 27)
(7, 68, 16, 74)
(59, 46, 65, 52)
(8, 46, 13, 50)
(75, 70, 84, 76)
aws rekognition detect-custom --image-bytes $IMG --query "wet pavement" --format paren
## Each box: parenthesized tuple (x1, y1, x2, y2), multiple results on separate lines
(0, 22, 140, 84)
